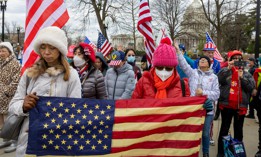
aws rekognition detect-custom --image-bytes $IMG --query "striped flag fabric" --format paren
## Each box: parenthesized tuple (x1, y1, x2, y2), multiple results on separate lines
(97, 32, 113, 57)
(206, 32, 224, 62)
(26, 96, 206, 157)
(137, 0, 156, 65)
(21, 0, 69, 74)
(84, 36, 97, 50)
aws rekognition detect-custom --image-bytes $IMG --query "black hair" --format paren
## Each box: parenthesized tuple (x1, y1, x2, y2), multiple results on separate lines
(125, 48, 136, 56)
(198, 55, 211, 68)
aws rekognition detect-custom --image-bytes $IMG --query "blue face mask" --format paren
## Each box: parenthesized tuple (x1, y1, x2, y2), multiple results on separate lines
(67, 58, 73, 64)
(127, 56, 135, 63)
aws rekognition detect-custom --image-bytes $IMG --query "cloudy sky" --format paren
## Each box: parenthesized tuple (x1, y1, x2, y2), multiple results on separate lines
(5, 0, 100, 41)
(5, 0, 26, 28)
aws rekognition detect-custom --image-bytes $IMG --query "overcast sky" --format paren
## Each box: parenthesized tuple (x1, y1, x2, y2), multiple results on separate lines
(5, 0, 100, 41)
(5, 0, 26, 28)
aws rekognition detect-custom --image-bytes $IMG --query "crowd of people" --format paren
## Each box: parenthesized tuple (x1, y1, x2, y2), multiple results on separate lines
(0, 26, 260, 157)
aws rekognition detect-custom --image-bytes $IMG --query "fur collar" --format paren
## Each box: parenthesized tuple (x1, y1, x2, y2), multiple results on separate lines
(27, 61, 65, 78)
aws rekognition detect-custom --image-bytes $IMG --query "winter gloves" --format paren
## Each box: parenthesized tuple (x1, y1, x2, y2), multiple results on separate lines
(203, 98, 213, 112)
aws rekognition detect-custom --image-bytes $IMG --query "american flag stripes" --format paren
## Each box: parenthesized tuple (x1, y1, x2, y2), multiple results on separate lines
(21, 0, 69, 74)
(84, 36, 97, 50)
(206, 32, 224, 62)
(97, 32, 113, 57)
(26, 96, 206, 157)
(137, 0, 156, 65)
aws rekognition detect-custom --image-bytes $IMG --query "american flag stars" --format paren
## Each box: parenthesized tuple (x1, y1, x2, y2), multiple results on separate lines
(37, 99, 114, 154)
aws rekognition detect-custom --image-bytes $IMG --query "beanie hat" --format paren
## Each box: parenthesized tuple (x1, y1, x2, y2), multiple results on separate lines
(248, 57, 255, 62)
(199, 55, 211, 67)
(141, 54, 147, 62)
(79, 42, 96, 63)
(203, 42, 215, 51)
(67, 45, 76, 58)
(34, 26, 68, 57)
(0, 42, 14, 54)
(228, 50, 242, 60)
(152, 37, 178, 67)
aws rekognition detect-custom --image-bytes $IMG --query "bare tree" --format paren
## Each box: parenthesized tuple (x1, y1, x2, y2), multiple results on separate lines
(199, 0, 250, 51)
(151, 0, 187, 41)
(62, 24, 74, 46)
(4, 21, 11, 38)
(115, 0, 139, 50)
(11, 21, 18, 34)
(72, 0, 123, 40)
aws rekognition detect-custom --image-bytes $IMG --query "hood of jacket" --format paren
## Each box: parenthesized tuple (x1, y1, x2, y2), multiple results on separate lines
(96, 52, 108, 69)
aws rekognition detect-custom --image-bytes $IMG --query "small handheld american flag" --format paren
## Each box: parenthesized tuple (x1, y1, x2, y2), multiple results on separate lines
(97, 32, 113, 57)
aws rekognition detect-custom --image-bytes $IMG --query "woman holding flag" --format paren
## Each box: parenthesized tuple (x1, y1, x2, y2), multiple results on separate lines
(174, 41, 220, 157)
(8, 26, 82, 157)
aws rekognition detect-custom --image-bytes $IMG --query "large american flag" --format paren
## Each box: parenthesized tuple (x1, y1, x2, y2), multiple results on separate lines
(97, 32, 113, 57)
(206, 32, 224, 62)
(26, 96, 206, 157)
(21, 0, 69, 74)
(84, 36, 97, 50)
(137, 0, 156, 65)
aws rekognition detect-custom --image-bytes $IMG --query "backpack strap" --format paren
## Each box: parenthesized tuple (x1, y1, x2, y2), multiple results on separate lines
(180, 78, 185, 97)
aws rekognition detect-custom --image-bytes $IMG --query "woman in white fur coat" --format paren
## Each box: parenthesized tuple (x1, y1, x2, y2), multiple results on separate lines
(8, 26, 82, 157)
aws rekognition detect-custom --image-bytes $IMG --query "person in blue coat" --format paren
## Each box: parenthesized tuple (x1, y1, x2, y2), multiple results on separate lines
(194, 43, 221, 74)
(176, 44, 195, 79)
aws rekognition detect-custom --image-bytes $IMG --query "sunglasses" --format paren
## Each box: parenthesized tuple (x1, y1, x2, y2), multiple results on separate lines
(156, 66, 174, 71)
(128, 55, 135, 57)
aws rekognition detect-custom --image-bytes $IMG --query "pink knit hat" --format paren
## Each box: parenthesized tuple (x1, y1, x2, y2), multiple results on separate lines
(152, 37, 178, 67)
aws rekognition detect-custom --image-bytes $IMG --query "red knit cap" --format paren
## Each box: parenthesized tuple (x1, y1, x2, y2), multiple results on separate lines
(227, 50, 242, 59)
(152, 37, 178, 67)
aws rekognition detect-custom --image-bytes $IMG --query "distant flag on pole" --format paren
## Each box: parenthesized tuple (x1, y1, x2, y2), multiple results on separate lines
(137, 0, 156, 66)
(84, 36, 97, 50)
(206, 32, 223, 62)
(21, 0, 69, 74)
(97, 32, 113, 57)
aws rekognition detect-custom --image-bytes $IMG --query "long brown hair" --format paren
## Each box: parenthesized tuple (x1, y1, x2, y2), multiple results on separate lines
(27, 55, 70, 81)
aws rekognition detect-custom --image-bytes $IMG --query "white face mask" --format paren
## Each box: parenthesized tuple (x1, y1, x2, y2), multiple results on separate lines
(155, 68, 174, 81)
(73, 55, 86, 67)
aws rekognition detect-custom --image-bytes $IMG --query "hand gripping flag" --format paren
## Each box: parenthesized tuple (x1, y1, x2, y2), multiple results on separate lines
(137, 0, 156, 66)
(206, 32, 224, 62)
(21, 0, 69, 74)
(26, 96, 206, 157)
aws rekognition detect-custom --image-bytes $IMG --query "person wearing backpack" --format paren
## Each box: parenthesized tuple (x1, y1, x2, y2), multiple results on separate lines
(174, 41, 220, 157)
(132, 38, 190, 99)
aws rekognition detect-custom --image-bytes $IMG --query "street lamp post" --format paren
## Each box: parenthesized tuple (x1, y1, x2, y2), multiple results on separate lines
(0, 0, 7, 42)
(17, 27, 20, 45)
(255, 0, 260, 60)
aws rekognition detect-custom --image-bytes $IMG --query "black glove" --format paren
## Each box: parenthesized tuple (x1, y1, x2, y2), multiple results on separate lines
(203, 98, 213, 112)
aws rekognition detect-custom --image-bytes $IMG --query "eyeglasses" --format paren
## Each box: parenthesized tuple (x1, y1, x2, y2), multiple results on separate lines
(128, 55, 135, 57)
(156, 66, 174, 71)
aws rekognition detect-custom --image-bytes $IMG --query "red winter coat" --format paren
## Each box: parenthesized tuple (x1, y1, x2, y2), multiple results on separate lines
(132, 68, 190, 99)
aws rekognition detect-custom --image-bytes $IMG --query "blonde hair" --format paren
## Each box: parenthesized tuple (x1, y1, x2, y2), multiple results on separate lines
(27, 55, 70, 81)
